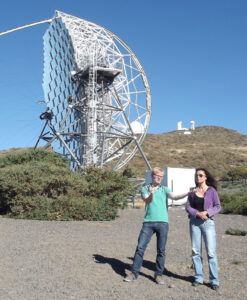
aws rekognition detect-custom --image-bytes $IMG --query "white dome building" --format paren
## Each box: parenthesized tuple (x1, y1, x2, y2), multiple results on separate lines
(130, 121, 145, 134)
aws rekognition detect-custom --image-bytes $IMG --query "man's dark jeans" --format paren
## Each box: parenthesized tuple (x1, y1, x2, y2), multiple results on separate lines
(131, 222, 169, 277)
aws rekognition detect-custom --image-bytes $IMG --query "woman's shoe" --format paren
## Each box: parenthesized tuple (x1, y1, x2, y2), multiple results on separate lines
(211, 284, 219, 291)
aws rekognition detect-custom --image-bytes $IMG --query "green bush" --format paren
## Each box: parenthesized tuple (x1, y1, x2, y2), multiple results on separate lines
(220, 190, 247, 215)
(0, 149, 133, 221)
(122, 166, 137, 178)
(0, 148, 68, 168)
(225, 228, 247, 236)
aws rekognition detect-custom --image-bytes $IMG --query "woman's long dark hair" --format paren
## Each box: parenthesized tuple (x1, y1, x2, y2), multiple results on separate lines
(195, 168, 217, 190)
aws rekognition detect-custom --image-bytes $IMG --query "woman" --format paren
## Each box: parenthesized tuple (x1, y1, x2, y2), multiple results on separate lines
(186, 168, 221, 290)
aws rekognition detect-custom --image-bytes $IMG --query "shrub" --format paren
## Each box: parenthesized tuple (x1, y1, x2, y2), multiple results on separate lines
(0, 148, 68, 168)
(122, 166, 137, 178)
(220, 190, 247, 215)
(225, 228, 247, 236)
(0, 149, 134, 221)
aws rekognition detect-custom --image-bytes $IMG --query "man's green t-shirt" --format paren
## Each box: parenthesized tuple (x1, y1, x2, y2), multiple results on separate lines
(141, 185, 171, 223)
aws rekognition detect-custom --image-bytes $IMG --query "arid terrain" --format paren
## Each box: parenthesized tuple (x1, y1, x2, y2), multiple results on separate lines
(131, 126, 247, 177)
(0, 206, 246, 300)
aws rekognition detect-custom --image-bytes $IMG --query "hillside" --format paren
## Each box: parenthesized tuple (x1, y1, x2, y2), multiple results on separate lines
(1, 126, 246, 179)
(130, 126, 247, 178)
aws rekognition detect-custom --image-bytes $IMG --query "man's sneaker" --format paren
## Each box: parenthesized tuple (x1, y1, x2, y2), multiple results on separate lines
(123, 272, 137, 282)
(154, 274, 165, 285)
(192, 281, 203, 287)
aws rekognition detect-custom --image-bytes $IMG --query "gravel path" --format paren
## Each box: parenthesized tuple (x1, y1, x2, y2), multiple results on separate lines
(0, 207, 246, 300)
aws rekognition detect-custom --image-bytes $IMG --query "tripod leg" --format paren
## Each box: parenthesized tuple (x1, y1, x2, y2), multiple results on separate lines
(34, 120, 49, 149)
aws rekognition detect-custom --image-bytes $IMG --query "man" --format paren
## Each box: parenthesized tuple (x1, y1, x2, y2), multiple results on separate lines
(124, 167, 190, 284)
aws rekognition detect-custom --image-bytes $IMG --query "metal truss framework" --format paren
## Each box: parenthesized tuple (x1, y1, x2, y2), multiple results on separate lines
(1, 11, 152, 170)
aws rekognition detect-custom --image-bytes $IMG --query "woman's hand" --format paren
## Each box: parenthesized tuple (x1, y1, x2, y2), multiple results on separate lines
(196, 211, 208, 220)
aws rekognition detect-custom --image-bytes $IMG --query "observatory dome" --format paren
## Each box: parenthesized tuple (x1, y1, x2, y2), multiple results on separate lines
(131, 121, 145, 134)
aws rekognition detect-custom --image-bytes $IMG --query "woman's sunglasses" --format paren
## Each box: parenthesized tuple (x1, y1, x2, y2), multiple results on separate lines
(196, 174, 205, 178)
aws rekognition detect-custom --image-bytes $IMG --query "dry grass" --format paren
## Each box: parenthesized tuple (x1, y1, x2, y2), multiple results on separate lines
(1, 126, 246, 179)
(130, 126, 247, 177)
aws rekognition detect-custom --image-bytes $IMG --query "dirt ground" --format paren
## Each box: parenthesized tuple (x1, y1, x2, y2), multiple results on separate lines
(0, 207, 246, 300)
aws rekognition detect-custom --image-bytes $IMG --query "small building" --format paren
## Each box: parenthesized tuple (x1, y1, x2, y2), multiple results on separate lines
(177, 120, 196, 134)
(163, 167, 195, 206)
(177, 121, 188, 131)
(190, 120, 195, 130)
(130, 120, 144, 134)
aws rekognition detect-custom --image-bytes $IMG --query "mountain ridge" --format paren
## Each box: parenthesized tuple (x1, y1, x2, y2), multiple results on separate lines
(1, 126, 246, 179)
(130, 125, 247, 177)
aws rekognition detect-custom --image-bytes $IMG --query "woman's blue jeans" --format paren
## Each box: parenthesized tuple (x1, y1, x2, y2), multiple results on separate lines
(131, 222, 169, 277)
(190, 218, 219, 286)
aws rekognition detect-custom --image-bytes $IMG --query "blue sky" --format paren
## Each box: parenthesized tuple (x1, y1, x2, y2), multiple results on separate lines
(0, 0, 246, 150)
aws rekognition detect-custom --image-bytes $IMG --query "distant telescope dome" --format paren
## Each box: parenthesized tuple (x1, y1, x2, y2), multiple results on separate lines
(131, 121, 145, 134)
